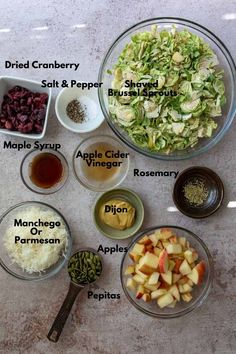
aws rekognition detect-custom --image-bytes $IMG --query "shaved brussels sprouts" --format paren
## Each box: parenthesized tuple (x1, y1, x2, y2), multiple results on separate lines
(108, 25, 226, 153)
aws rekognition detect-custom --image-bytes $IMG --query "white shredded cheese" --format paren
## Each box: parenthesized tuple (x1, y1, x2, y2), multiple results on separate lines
(4, 206, 69, 273)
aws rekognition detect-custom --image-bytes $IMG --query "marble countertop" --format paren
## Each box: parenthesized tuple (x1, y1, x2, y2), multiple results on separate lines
(0, 0, 236, 353)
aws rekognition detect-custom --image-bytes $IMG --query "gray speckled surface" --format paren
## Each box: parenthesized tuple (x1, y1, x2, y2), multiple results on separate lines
(0, 0, 236, 353)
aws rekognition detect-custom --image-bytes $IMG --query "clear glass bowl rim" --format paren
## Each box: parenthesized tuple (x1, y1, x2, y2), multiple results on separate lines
(98, 17, 236, 161)
(0, 201, 72, 281)
(120, 225, 214, 319)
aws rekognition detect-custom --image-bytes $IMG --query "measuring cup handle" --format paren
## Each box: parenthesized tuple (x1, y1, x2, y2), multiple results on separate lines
(47, 283, 83, 342)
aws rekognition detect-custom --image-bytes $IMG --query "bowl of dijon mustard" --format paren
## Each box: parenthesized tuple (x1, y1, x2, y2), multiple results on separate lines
(93, 188, 144, 239)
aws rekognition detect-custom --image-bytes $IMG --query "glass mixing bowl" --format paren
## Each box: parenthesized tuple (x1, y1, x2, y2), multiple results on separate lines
(120, 226, 213, 318)
(0, 201, 72, 281)
(98, 18, 236, 160)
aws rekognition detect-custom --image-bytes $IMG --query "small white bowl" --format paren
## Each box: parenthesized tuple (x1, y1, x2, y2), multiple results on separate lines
(0, 76, 51, 140)
(55, 86, 104, 133)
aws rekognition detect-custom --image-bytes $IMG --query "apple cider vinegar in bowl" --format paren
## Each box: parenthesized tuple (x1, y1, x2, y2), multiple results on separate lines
(73, 135, 130, 192)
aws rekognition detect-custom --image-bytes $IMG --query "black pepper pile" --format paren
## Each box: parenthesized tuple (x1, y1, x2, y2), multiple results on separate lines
(66, 99, 86, 123)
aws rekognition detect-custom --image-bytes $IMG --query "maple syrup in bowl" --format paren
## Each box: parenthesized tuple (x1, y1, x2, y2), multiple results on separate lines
(20, 149, 69, 194)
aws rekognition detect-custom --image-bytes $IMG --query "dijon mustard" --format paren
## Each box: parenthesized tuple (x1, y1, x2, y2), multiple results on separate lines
(99, 199, 136, 230)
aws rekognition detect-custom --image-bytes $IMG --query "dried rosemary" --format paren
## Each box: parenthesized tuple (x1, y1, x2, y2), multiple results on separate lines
(183, 179, 208, 206)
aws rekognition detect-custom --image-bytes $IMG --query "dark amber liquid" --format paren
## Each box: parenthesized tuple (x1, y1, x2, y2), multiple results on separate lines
(30, 153, 63, 189)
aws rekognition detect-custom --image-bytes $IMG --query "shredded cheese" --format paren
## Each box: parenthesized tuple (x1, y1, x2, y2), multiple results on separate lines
(4, 206, 69, 273)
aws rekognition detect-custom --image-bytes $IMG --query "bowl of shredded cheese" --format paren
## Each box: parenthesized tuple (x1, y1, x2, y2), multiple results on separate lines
(0, 201, 72, 281)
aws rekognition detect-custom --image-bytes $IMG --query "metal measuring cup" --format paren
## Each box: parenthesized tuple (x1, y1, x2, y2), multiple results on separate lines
(47, 248, 103, 342)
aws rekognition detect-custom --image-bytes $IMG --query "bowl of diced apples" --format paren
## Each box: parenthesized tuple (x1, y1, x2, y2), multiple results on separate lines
(121, 226, 213, 318)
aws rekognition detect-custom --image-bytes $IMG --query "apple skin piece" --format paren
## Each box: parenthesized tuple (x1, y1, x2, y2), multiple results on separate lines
(127, 278, 137, 293)
(148, 272, 160, 285)
(158, 250, 169, 274)
(145, 244, 154, 253)
(138, 252, 159, 275)
(172, 273, 182, 284)
(179, 259, 192, 275)
(187, 261, 206, 285)
(182, 292, 193, 302)
(169, 284, 180, 301)
(149, 233, 158, 247)
(144, 282, 160, 292)
(142, 293, 151, 302)
(129, 251, 141, 263)
(136, 285, 145, 299)
(166, 243, 182, 254)
(173, 259, 183, 273)
(124, 265, 135, 275)
(138, 235, 152, 245)
(132, 243, 146, 256)
(151, 289, 167, 299)
(133, 274, 146, 285)
(157, 293, 174, 308)
(161, 270, 172, 285)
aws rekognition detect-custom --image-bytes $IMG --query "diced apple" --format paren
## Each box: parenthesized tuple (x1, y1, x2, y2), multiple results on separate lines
(142, 293, 151, 302)
(173, 259, 182, 273)
(149, 233, 158, 246)
(182, 292, 193, 302)
(133, 274, 145, 284)
(153, 247, 162, 257)
(157, 241, 164, 249)
(179, 259, 192, 275)
(184, 250, 195, 264)
(169, 284, 180, 301)
(159, 282, 170, 290)
(169, 236, 178, 244)
(138, 235, 152, 245)
(136, 285, 145, 299)
(126, 278, 136, 292)
(158, 250, 169, 273)
(187, 279, 194, 286)
(178, 284, 184, 293)
(181, 283, 193, 293)
(177, 276, 188, 285)
(187, 261, 205, 284)
(138, 252, 159, 275)
(148, 272, 160, 285)
(158, 228, 173, 240)
(144, 282, 160, 292)
(166, 243, 182, 254)
(129, 251, 140, 262)
(169, 260, 176, 272)
(135, 264, 149, 280)
(145, 244, 154, 253)
(151, 289, 167, 299)
(124, 265, 135, 275)
(172, 273, 182, 284)
(167, 299, 177, 308)
(132, 243, 145, 256)
(157, 293, 174, 308)
(179, 237, 187, 247)
(161, 271, 172, 285)
(162, 241, 171, 249)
